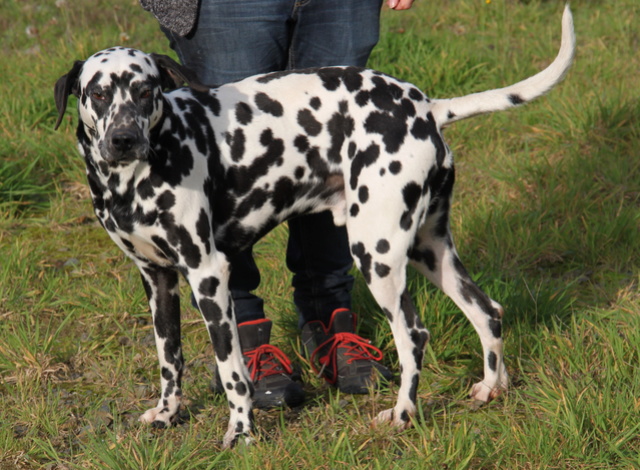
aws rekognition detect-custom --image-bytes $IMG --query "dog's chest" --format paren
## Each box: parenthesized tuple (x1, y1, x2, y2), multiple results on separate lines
(96, 195, 174, 267)
(90, 165, 206, 268)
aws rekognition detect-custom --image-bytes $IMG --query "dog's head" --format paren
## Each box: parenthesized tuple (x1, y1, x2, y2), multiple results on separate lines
(54, 47, 208, 165)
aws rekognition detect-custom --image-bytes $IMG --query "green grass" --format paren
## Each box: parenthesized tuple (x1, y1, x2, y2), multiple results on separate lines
(1, 0, 639, 468)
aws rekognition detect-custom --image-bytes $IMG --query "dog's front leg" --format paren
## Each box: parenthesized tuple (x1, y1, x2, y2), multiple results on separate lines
(137, 264, 185, 427)
(185, 256, 254, 448)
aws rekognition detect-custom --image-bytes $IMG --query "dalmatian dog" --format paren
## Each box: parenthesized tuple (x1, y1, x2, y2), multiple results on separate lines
(54, 6, 574, 448)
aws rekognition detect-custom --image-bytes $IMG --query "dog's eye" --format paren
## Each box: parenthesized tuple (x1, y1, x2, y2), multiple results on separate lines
(140, 89, 152, 99)
(91, 92, 106, 101)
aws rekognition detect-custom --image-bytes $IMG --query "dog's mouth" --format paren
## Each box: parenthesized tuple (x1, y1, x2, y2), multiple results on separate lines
(99, 144, 149, 166)
(106, 154, 145, 166)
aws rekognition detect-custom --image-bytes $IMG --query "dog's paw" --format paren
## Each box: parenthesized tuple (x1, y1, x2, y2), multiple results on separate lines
(469, 380, 507, 403)
(372, 407, 414, 430)
(222, 412, 254, 449)
(222, 430, 255, 449)
(139, 405, 176, 428)
(470, 362, 508, 403)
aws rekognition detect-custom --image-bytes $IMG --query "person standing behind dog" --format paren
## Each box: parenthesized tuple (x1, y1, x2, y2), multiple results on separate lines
(140, 0, 414, 409)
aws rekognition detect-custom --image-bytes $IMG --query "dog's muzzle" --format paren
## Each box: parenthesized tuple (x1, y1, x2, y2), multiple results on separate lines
(101, 125, 148, 164)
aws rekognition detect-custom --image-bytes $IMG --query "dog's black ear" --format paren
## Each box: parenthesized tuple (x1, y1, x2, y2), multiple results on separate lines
(150, 53, 210, 92)
(54, 60, 84, 130)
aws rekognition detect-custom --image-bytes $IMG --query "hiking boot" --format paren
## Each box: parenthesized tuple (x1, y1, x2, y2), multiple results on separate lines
(211, 319, 305, 409)
(301, 308, 393, 394)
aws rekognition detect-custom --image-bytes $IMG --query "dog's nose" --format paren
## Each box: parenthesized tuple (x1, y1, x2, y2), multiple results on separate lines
(111, 129, 138, 153)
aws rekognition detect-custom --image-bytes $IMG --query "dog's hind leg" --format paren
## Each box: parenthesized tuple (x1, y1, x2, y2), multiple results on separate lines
(138, 265, 185, 427)
(349, 228, 430, 428)
(409, 185, 508, 402)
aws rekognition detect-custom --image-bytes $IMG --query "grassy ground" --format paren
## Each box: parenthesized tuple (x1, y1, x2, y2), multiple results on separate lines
(1, 0, 639, 468)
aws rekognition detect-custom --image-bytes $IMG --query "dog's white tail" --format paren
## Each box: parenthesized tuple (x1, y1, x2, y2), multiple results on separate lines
(431, 5, 575, 127)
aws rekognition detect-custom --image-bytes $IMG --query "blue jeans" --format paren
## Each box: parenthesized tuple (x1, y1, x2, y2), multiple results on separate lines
(164, 0, 382, 325)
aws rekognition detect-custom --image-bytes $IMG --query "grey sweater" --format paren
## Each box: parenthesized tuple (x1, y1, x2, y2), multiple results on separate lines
(140, 0, 199, 37)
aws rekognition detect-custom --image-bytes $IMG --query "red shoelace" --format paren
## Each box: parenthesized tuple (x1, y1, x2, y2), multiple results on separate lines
(244, 344, 294, 382)
(310, 332, 384, 384)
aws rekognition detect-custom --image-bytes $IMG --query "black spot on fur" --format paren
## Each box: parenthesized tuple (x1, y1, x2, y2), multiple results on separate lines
(195, 209, 211, 254)
(271, 177, 296, 213)
(425, 166, 455, 238)
(151, 132, 195, 187)
(355, 90, 370, 107)
(294, 135, 310, 153)
(297, 108, 322, 136)
(408, 373, 420, 402)
(177, 227, 201, 268)
(350, 144, 379, 190)
(309, 96, 321, 110)
(306, 147, 330, 178)
(235, 102, 253, 125)
(121, 238, 135, 251)
(255, 92, 283, 116)
(227, 128, 246, 162)
(157, 190, 176, 211)
(410, 247, 437, 272)
(137, 178, 155, 199)
(348, 142, 357, 159)
(376, 239, 390, 254)
(375, 262, 390, 278)
(235, 381, 248, 396)
(151, 235, 179, 263)
(212, 322, 234, 362)
(489, 318, 502, 338)
(358, 185, 369, 203)
(236, 188, 268, 218)
(401, 98, 416, 117)
(419, 113, 447, 166)
(199, 277, 219, 297)
(400, 290, 417, 329)
(235, 421, 245, 434)
(400, 182, 422, 231)
(488, 351, 497, 372)
(158, 211, 200, 266)
(369, 76, 403, 112)
(327, 101, 354, 163)
(342, 67, 363, 91)
(317, 68, 343, 91)
(410, 117, 430, 140)
(408, 87, 423, 101)
(389, 161, 402, 174)
(364, 111, 407, 154)
(351, 242, 372, 284)
(226, 130, 285, 196)
(508, 93, 524, 105)
(453, 257, 500, 319)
